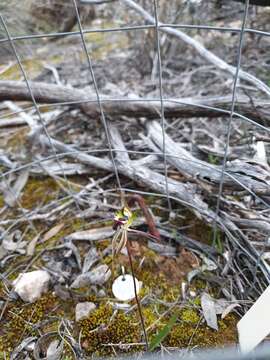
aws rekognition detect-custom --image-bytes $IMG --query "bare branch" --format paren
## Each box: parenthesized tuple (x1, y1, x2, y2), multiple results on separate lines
(0, 81, 269, 126)
(147, 121, 270, 196)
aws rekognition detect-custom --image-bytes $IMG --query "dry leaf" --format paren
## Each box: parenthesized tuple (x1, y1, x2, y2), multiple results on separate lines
(4, 170, 29, 207)
(27, 233, 40, 256)
(71, 264, 111, 288)
(221, 303, 240, 319)
(201, 292, 218, 331)
(82, 247, 99, 273)
(42, 223, 64, 243)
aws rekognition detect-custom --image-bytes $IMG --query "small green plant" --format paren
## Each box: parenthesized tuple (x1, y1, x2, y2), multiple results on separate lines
(212, 228, 223, 253)
(149, 313, 178, 351)
(208, 154, 219, 165)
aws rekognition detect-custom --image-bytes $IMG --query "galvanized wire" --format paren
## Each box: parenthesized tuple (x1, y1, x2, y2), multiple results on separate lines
(1, 24, 270, 45)
(0, 0, 269, 301)
(212, 0, 250, 246)
(0, 15, 82, 213)
(0, 1, 269, 231)
(152, 0, 172, 215)
(71, 0, 123, 199)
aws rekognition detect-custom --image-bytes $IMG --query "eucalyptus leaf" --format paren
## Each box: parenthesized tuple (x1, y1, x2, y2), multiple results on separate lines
(11, 336, 37, 360)
(4, 169, 29, 207)
(71, 264, 111, 288)
(201, 292, 218, 331)
(221, 303, 240, 319)
(46, 340, 63, 360)
(82, 247, 99, 273)
(187, 268, 201, 283)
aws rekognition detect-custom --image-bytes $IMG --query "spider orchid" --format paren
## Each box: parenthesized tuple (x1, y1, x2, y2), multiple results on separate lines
(112, 206, 135, 256)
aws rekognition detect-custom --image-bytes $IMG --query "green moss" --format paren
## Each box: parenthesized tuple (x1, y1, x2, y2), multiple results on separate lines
(21, 177, 59, 209)
(208, 154, 219, 165)
(78, 304, 141, 356)
(166, 314, 237, 348)
(1, 59, 43, 81)
(189, 296, 201, 306)
(0, 292, 68, 352)
(0, 195, 4, 208)
(181, 309, 200, 324)
(142, 307, 159, 328)
(83, 24, 128, 61)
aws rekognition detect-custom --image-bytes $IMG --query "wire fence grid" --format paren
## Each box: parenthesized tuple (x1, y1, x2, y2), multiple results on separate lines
(0, 0, 270, 357)
(1, 2, 269, 207)
(0, 0, 270, 293)
(0, 0, 270, 286)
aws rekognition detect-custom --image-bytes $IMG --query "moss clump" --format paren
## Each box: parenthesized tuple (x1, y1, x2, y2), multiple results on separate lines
(138, 269, 180, 304)
(181, 308, 200, 324)
(78, 304, 141, 356)
(1, 60, 43, 81)
(21, 177, 59, 209)
(0, 292, 68, 352)
(83, 26, 129, 61)
(189, 296, 201, 307)
(0, 195, 4, 208)
(142, 307, 159, 329)
(166, 313, 237, 348)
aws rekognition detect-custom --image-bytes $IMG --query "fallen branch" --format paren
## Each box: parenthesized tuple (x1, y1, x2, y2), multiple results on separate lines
(0, 81, 269, 126)
(0, 80, 86, 104)
(39, 133, 209, 217)
(147, 121, 270, 196)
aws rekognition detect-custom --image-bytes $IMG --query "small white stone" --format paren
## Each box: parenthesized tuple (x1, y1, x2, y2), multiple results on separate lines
(75, 302, 96, 322)
(13, 270, 51, 303)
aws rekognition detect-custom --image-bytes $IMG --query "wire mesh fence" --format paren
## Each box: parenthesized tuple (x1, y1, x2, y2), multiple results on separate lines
(0, 0, 270, 358)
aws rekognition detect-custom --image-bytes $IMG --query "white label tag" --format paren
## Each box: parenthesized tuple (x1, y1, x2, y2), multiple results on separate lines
(237, 285, 270, 353)
(112, 274, 141, 302)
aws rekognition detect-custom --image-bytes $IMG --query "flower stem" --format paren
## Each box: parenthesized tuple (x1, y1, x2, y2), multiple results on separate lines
(126, 240, 149, 351)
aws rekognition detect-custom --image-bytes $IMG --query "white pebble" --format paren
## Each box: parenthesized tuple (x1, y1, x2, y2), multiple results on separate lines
(75, 302, 96, 322)
(13, 270, 51, 303)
